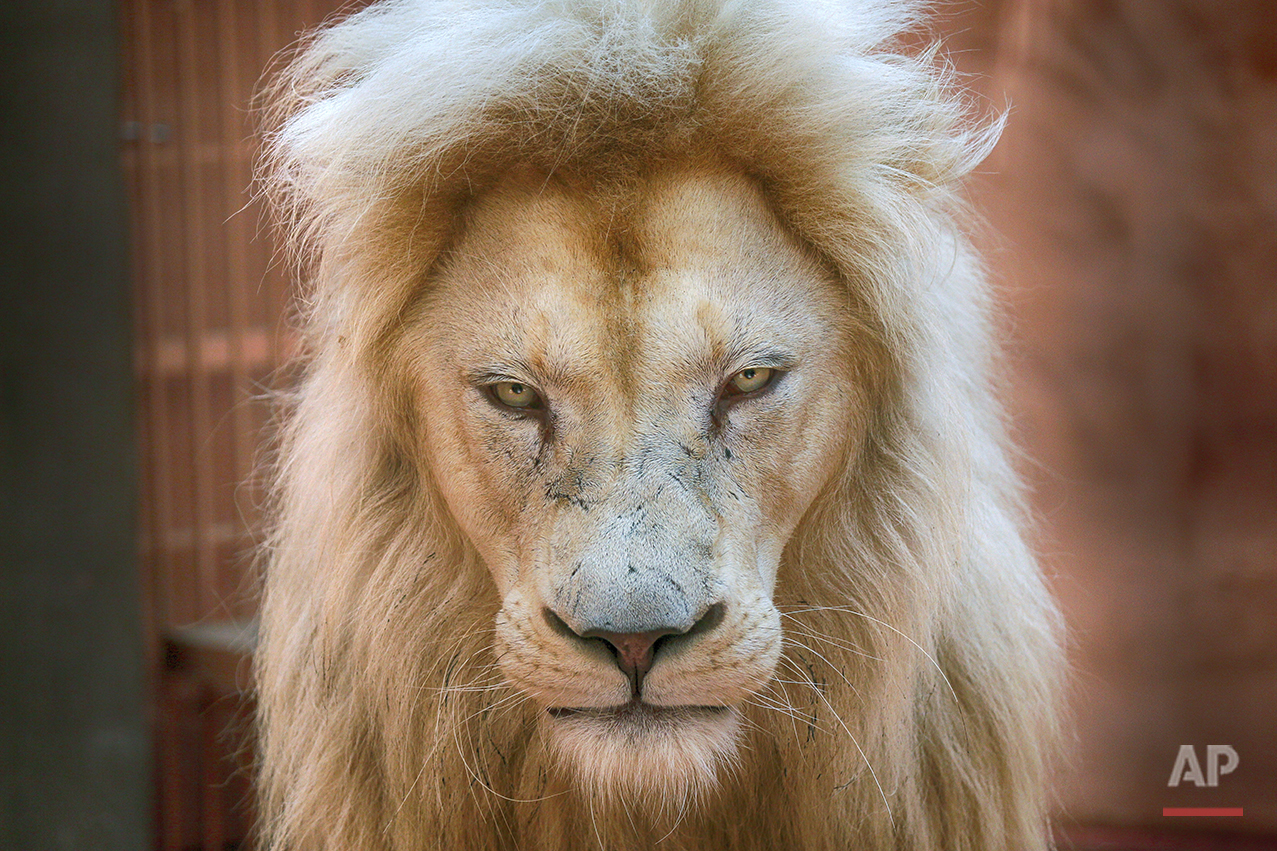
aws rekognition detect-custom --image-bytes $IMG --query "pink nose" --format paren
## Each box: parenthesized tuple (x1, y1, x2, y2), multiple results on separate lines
(585, 629, 676, 687)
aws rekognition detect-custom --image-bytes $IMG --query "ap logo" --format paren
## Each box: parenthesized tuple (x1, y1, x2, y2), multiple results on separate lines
(1168, 745, 1239, 787)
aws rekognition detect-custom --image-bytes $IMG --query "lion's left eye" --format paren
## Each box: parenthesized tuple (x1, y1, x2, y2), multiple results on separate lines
(489, 381, 544, 410)
(727, 367, 775, 395)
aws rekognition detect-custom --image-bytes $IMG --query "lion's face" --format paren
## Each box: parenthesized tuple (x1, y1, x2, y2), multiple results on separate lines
(403, 166, 861, 796)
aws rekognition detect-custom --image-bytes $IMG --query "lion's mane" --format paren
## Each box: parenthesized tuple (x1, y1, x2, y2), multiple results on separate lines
(255, 1, 1062, 849)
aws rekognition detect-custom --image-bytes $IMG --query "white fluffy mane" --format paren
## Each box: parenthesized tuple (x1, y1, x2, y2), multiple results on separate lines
(255, 1, 1062, 849)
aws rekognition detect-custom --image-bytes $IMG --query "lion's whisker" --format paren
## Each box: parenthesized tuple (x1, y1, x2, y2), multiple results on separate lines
(745, 698, 828, 736)
(586, 784, 606, 851)
(780, 637, 897, 829)
(450, 690, 568, 806)
(780, 637, 864, 702)
(756, 678, 813, 741)
(781, 606, 960, 704)
(779, 618, 883, 662)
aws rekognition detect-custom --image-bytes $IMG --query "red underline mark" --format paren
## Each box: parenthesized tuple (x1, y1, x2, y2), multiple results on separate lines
(1163, 808, 1244, 817)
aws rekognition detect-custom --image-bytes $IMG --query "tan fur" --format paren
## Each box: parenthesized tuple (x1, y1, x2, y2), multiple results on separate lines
(256, 1, 1062, 849)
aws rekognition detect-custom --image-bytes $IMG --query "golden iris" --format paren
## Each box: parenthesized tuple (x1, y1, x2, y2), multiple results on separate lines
(729, 367, 774, 394)
(492, 381, 539, 408)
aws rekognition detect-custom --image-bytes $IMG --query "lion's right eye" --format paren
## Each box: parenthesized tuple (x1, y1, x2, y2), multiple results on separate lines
(728, 367, 774, 395)
(489, 381, 544, 411)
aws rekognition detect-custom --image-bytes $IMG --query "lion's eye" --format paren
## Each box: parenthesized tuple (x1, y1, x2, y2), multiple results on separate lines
(490, 381, 543, 410)
(728, 367, 775, 395)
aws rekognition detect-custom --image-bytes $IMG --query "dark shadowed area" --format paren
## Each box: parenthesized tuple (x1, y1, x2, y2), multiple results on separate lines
(0, 0, 151, 849)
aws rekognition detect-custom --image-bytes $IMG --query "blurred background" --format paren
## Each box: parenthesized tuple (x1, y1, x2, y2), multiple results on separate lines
(1, 1, 1273, 849)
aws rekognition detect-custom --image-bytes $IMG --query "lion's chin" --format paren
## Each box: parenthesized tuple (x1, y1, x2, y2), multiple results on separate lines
(543, 701, 742, 805)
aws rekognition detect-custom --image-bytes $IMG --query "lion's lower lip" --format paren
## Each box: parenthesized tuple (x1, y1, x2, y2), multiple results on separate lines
(548, 702, 729, 721)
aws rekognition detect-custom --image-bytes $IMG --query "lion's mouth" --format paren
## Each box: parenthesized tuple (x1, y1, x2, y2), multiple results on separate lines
(548, 700, 730, 723)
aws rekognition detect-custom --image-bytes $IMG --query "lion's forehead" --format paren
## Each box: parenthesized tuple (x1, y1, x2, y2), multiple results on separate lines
(436, 166, 842, 403)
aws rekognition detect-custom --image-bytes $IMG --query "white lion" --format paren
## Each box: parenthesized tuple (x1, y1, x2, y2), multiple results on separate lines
(255, 1, 1062, 849)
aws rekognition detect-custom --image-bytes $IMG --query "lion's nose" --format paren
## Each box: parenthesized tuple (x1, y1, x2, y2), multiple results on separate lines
(583, 629, 676, 685)
(544, 604, 725, 693)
